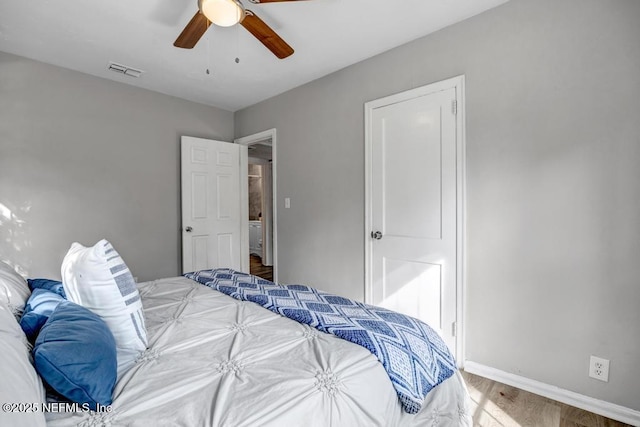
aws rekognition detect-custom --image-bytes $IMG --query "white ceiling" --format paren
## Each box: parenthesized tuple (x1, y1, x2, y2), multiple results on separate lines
(0, 0, 508, 112)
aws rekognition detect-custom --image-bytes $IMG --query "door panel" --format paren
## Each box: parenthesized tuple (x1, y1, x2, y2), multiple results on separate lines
(382, 100, 443, 239)
(216, 174, 233, 219)
(192, 236, 209, 271)
(382, 257, 442, 330)
(190, 146, 207, 164)
(217, 234, 233, 267)
(191, 173, 208, 219)
(368, 86, 459, 357)
(181, 136, 248, 273)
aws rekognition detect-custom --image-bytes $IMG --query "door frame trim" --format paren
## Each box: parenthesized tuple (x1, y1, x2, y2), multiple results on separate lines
(363, 75, 466, 365)
(234, 128, 278, 283)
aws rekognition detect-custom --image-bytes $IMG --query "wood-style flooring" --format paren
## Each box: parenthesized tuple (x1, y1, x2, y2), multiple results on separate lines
(461, 370, 633, 427)
(249, 254, 273, 282)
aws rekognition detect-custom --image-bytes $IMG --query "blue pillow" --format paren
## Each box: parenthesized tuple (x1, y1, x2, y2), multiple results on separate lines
(27, 278, 67, 298)
(20, 289, 65, 341)
(33, 301, 117, 410)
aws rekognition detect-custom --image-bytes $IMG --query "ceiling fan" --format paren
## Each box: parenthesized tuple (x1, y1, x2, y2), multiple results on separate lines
(174, 0, 300, 59)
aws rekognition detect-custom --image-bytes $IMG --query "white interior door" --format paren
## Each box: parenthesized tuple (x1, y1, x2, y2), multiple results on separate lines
(365, 77, 464, 360)
(181, 136, 249, 274)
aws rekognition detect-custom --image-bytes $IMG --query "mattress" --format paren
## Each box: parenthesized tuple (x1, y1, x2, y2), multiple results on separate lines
(45, 276, 472, 426)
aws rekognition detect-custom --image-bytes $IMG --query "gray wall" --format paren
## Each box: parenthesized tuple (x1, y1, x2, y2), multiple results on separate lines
(0, 51, 234, 281)
(235, 0, 640, 412)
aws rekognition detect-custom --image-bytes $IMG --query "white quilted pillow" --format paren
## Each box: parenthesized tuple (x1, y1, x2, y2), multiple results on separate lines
(0, 260, 31, 319)
(61, 240, 147, 376)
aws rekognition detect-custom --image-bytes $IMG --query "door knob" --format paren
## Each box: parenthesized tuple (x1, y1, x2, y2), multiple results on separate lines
(185, 226, 193, 233)
(371, 231, 382, 240)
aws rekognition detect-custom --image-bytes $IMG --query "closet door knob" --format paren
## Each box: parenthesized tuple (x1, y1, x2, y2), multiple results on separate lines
(371, 231, 382, 240)
(185, 226, 193, 232)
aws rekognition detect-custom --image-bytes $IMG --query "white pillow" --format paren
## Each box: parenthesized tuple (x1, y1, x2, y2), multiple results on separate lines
(0, 301, 47, 427)
(61, 240, 147, 376)
(0, 260, 31, 319)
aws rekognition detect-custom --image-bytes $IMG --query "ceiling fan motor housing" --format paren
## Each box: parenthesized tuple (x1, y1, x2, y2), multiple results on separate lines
(198, 0, 246, 27)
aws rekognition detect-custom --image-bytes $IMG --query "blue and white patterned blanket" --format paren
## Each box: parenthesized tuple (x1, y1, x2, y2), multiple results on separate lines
(184, 269, 457, 414)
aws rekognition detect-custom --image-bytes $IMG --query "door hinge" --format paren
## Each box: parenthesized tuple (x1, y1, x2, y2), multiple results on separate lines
(451, 321, 457, 337)
(451, 99, 457, 115)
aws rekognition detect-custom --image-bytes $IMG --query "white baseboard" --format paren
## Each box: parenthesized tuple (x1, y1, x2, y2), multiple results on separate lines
(464, 361, 640, 426)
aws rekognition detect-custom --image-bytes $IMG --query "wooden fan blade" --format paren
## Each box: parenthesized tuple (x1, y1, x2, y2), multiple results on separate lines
(241, 11, 294, 59)
(174, 11, 211, 49)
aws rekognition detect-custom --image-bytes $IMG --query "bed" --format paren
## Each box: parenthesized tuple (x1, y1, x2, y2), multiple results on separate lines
(0, 243, 471, 427)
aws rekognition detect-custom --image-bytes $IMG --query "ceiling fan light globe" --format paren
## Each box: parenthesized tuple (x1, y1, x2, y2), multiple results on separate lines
(200, 0, 244, 27)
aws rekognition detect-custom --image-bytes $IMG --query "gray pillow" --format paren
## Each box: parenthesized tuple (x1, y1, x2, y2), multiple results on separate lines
(0, 301, 47, 427)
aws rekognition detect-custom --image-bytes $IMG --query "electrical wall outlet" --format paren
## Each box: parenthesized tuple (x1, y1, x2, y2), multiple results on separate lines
(589, 356, 610, 382)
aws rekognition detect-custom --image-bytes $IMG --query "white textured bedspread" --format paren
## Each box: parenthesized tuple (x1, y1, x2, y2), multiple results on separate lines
(46, 277, 471, 426)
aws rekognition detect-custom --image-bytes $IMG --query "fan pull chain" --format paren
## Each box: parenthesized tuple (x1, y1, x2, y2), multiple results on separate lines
(235, 23, 241, 64)
(206, 34, 212, 75)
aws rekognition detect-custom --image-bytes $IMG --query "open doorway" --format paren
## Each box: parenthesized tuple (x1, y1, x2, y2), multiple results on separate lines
(235, 129, 277, 283)
(247, 151, 272, 281)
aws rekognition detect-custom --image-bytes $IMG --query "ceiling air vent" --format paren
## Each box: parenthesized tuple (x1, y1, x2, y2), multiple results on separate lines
(107, 62, 144, 78)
